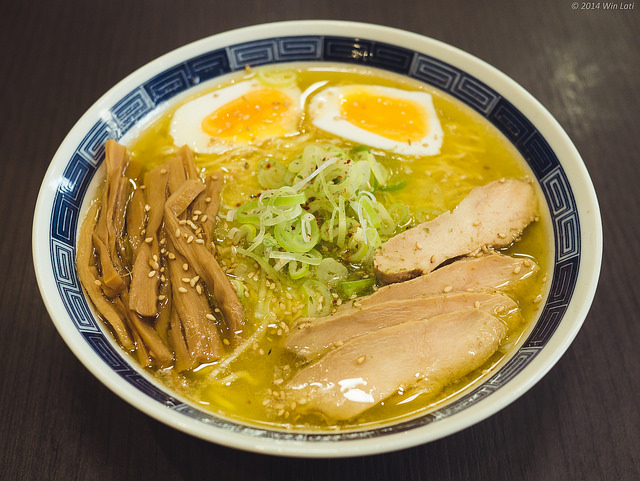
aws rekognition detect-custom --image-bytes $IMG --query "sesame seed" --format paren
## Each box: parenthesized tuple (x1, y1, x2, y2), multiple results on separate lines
(144, 204, 151, 212)
(158, 295, 166, 301)
(356, 355, 366, 364)
(533, 294, 543, 304)
(94, 279, 102, 287)
(513, 264, 522, 274)
(205, 197, 212, 203)
(223, 339, 230, 346)
(195, 238, 205, 244)
(186, 235, 194, 244)
(474, 301, 481, 309)
(190, 276, 200, 287)
(205, 313, 216, 321)
(430, 255, 436, 263)
(168, 253, 176, 260)
(196, 285, 203, 295)
(178, 287, 188, 293)
(160, 168, 167, 174)
(181, 277, 191, 283)
(182, 263, 189, 271)
(443, 285, 453, 293)
(201, 214, 208, 222)
(175, 228, 181, 237)
(148, 270, 157, 278)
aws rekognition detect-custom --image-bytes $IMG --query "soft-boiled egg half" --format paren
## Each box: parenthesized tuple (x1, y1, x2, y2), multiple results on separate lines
(170, 80, 302, 154)
(308, 85, 443, 156)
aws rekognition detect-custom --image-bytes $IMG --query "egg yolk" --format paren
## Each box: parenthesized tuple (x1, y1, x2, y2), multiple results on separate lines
(340, 91, 429, 143)
(201, 88, 297, 143)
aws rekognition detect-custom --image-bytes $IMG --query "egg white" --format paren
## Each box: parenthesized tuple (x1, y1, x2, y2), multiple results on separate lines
(169, 80, 302, 154)
(308, 85, 444, 156)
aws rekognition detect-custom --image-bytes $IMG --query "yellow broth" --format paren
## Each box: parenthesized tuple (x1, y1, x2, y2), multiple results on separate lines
(123, 64, 552, 430)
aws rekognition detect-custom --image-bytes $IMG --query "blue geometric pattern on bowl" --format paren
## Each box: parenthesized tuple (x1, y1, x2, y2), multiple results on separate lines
(49, 35, 580, 440)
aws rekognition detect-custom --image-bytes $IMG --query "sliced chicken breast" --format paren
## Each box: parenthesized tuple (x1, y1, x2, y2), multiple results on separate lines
(374, 179, 538, 283)
(287, 291, 517, 358)
(362, 253, 538, 308)
(286, 309, 506, 421)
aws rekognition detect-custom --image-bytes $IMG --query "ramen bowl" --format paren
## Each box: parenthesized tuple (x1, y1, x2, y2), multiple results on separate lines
(32, 20, 602, 457)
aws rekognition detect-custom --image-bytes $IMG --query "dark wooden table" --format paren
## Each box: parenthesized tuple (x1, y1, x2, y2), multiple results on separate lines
(2, 0, 638, 479)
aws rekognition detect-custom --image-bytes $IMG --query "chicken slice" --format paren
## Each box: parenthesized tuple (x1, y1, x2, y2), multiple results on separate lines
(374, 178, 538, 284)
(362, 254, 538, 308)
(286, 291, 517, 359)
(286, 309, 506, 421)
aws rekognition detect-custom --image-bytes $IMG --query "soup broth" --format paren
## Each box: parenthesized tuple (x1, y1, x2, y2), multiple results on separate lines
(106, 63, 550, 430)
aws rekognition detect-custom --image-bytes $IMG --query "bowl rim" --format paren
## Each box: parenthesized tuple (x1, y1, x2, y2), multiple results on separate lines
(32, 19, 602, 457)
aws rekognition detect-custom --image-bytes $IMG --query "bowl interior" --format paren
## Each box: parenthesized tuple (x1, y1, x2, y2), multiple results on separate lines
(33, 21, 601, 457)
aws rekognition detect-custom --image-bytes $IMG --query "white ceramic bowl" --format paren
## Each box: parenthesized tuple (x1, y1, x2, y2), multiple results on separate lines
(32, 20, 602, 457)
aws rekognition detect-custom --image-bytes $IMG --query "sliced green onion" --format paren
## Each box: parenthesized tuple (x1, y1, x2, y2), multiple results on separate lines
(227, 224, 257, 244)
(256, 68, 297, 87)
(257, 159, 287, 189)
(230, 279, 246, 298)
(302, 279, 332, 317)
(350, 145, 371, 153)
(364, 150, 388, 185)
(378, 180, 407, 192)
(288, 260, 309, 279)
(236, 247, 283, 283)
(270, 191, 306, 206)
(274, 214, 320, 253)
(387, 203, 410, 226)
(231, 144, 410, 283)
(340, 278, 376, 298)
(316, 258, 348, 286)
(268, 249, 322, 265)
(236, 199, 261, 225)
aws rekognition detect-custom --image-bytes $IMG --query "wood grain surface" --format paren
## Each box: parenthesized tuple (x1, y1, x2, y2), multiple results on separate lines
(2, 0, 638, 479)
